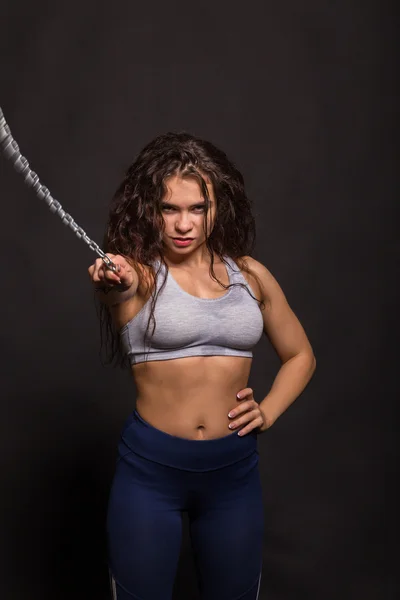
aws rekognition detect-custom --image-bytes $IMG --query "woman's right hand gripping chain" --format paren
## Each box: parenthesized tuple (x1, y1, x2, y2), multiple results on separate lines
(88, 254, 137, 296)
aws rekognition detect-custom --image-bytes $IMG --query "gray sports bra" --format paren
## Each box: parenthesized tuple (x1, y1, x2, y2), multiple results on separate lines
(119, 255, 264, 365)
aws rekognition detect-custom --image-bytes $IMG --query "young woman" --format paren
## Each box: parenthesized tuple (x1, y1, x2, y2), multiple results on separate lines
(88, 132, 316, 600)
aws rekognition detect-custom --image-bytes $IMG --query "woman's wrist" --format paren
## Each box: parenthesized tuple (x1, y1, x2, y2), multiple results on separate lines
(258, 406, 275, 432)
(94, 281, 135, 305)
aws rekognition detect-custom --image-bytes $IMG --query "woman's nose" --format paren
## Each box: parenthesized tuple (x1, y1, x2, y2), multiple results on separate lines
(175, 214, 193, 232)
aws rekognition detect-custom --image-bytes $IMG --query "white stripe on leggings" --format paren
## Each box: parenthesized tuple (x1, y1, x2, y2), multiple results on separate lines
(109, 569, 117, 600)
(255, 569, 262, 599)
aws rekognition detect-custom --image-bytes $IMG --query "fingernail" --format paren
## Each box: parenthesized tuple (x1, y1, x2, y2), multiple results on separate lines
(236, 393, 242, 399)
(228, 412, 234, 418)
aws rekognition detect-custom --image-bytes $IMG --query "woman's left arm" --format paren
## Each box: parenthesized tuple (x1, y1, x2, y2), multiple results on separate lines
(231, 257, 316, 435)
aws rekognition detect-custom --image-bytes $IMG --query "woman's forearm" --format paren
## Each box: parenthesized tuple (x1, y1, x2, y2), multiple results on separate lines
(259, 352, 316, 429)
(95, 282, 137, 307)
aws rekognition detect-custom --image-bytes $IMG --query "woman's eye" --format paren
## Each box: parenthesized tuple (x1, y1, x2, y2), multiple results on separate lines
(161, 206, 205, 212)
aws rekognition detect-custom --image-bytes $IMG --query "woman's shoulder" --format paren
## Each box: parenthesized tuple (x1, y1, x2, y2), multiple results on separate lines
(234, 255, 265, 276)
(236, 255, 280, 307)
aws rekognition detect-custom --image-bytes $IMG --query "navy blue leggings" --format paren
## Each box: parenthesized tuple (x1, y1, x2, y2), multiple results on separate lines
(107, 410, 264, 599)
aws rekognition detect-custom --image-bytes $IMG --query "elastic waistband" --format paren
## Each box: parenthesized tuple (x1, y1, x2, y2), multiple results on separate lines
(120, 410, 258, 471)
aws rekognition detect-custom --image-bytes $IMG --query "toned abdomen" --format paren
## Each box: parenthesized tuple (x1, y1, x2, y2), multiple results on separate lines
(132, 355, 253, 439)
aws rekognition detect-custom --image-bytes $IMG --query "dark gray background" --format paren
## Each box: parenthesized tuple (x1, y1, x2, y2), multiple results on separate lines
(0, 1, 397, 598)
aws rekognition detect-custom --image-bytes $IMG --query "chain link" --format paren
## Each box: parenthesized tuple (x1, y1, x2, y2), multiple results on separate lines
(0, 106, 117, 272)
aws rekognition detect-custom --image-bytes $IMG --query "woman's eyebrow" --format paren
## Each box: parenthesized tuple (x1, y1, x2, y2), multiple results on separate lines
(161, 200, 212, 208)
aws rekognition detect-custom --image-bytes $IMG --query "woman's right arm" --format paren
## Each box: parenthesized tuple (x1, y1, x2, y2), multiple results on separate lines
(88, 254, 139, 306)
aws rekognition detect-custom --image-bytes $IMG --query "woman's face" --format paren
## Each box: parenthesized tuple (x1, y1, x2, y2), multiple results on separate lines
(160, 173, 217, 258)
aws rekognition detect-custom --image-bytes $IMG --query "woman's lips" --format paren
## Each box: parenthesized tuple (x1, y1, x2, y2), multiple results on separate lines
(172, 238, 194, 247)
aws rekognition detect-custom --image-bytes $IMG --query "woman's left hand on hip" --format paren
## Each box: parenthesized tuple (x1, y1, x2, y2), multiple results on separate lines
(228, 388, 268, 436)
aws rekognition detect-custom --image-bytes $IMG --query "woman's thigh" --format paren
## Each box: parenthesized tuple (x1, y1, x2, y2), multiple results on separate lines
(189, 456, 264, 600)
(107, 450, 184, 600)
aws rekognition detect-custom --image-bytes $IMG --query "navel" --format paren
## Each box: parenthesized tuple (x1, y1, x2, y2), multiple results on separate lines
(196, 424, 206, 439)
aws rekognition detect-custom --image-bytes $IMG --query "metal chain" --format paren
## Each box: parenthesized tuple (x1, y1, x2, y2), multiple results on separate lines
(0, 106, 116, 272)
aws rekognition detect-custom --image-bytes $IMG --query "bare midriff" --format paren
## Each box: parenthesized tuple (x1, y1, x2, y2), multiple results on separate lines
(132, 355, 253, 440)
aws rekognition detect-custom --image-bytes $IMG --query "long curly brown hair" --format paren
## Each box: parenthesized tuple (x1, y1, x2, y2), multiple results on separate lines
(96, 131, 264, 367)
